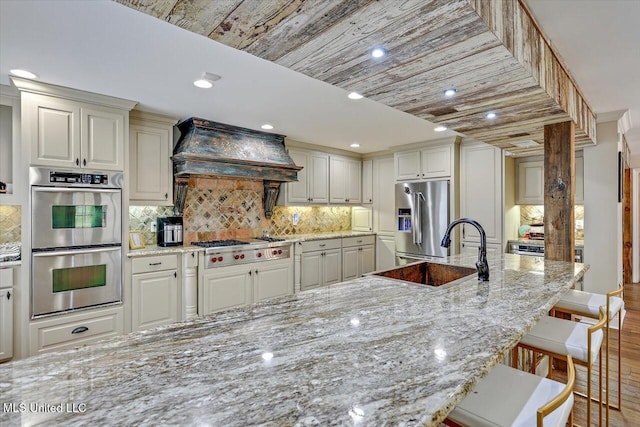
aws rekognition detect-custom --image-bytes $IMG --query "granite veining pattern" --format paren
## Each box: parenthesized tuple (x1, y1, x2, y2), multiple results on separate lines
(0, 254, 587, 426)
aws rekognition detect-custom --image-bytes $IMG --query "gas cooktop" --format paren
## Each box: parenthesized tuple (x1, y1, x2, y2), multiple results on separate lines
(192, 238, 292, 268)
(192, 239, 250, 248)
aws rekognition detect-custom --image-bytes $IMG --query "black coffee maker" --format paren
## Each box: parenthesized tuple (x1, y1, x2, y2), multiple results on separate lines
(157, 216, 183, 247)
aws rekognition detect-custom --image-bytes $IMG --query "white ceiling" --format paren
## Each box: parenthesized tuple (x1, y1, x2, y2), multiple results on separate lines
(525, 0, 640, 154)
(0, 0, 454, 155)
(1, 1, 638, 155)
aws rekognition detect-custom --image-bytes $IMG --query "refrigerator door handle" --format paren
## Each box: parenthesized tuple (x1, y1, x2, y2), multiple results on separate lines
(414, 192, 424, 245)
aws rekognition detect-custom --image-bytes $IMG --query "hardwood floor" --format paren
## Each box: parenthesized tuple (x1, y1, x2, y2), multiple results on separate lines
(552, 284, 640, 426)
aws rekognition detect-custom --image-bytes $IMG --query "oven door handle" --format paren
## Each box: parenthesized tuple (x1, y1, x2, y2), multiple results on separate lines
(32, 246, 121, 257)
(32, 187, 121, 194)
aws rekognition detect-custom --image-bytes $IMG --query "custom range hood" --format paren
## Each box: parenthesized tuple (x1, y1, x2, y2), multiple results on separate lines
(172, 117, 301, 218)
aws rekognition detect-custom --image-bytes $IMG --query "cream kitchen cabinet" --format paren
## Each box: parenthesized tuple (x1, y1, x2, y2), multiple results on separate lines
(395, 145, 452, 181)
(329, 155, 362, 204)
(182, 251, 199, 320)
(299, 238, 342, 291)
(201, 258, 293, 316)
(0, 268, 14, 362)
(362, 159, 373, 204)
(352, 207, 373, 232)
(372, 156, 396, 271)
(14, 77, 135, 172)
(281, 148, 329, 204)
(516, 156, 584, 204)
(341, 235, 375, 281)
(461, 242, 503, 258)
(0, 86, 21, 203)
(131, 254, 179, 332)
(29, 305, 124, 356)
(460, 142, 503, 246)
(129, 111, 177, 205)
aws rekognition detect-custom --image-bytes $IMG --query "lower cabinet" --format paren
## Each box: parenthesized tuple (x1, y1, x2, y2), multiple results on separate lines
(202, 258, 293, 316)
(29, 306, 123, 355)
(342, 235, 375, 281)
(460, 242, 503, 258)
(300, 238, 342, 291)
(131, 254, 179, 332)
(0, 268, 14, 362)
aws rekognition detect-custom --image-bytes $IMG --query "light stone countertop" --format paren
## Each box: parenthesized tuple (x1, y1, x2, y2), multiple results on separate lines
(0, 253, 587, 426)
(127, 244, 204, 258)
(278, 230, 376, 242)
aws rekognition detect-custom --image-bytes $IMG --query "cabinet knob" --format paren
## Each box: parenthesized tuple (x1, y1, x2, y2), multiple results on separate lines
(249, 270, 252, 276)
(165, 193, 168, 199)
(76, 158, 80, 166)
(191, 252, 195, 258)
(174, 272, 177, 278)
(255, 270, 258, 275)
(416, 174, 419, 177)
(369, 199, 372, 203)
(83, 158, 87, 167)
(6, 291, 10, 300)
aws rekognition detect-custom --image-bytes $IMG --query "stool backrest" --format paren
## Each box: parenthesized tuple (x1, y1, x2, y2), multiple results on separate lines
(536, 354, 575, 427)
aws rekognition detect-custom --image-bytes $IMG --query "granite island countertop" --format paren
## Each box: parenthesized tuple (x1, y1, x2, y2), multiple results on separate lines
(0, 254, 587, 427)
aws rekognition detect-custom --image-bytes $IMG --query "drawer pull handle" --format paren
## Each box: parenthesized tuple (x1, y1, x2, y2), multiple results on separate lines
(149, 262, 162, 266)
(72, 326, 89, 334)
(357, 240, 363, 243)
(319, 244, 326, 247)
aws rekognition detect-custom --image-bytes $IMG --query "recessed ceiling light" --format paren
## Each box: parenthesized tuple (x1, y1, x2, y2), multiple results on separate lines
(193, 72, 220, 89)
(434, 125, 447, 132)
(10, 69, 37, 79)
(371, 47, 386, 58)
(485, 112, 497, 119)
(444, 88, 457, 97)
(350, 143, 360, 148)
(261, 124, 274, 130)
(348, 92, 363, 100)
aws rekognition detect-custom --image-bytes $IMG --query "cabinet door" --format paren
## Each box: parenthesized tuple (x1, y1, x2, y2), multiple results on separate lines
(132, 270, 178, 332)
(346, 159, 362, 203)
(254, 261, 292, 302)
(421, 146, 451, 178)
(352, 207, 373, 231)
(360, 245, 375, 275)
(342, 246, 359, 281)
(0, 287, 13, 361)
(287, 149, 310, 203)
(329, 156, 347, 203)
(309, 152, 329, 203)
(82, 106, 125, 171)
(461, 241, 502, 258)
(517, 160, 544, 204)
(129, 123, 171, 204)
(202, 267, 252, 315)
(27, 93, 81, 168)
(362, 159, 373, 204)
(374, 156, 396, 233)
(575, 156, 584, 204)
(395, 151, 421, 181)
(376, 235, 395, 271)
(323, 248, 342, 285)
(461, 143, 503, 245)
(301, 251, 323, 291)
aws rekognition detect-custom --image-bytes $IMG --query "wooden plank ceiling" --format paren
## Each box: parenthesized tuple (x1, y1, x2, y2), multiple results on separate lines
(117, 0, 597, 154)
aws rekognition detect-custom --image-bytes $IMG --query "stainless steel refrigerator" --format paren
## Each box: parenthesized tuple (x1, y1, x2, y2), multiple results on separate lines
(395, 180, 450, 262)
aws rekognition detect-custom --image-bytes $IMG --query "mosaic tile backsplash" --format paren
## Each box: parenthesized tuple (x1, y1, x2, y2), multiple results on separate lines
(520, 205, 584, 240)
(130, 177, 352, 245)
(0, 205, 21, 243)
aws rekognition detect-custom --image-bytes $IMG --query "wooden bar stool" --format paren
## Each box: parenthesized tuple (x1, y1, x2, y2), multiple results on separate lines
(446, 355, 575, 427)
(553, 287, 624, 420)
(515, 307, 607, 427)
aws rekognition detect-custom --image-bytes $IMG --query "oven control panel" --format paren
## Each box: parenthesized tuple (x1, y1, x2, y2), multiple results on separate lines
(49, 171, 108, 185)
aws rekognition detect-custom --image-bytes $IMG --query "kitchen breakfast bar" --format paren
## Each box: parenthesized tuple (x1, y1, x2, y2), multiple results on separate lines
(0, 254, 587, 426)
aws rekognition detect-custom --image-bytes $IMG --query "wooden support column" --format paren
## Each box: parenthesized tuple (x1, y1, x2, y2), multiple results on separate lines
(544, 121, 575, 262)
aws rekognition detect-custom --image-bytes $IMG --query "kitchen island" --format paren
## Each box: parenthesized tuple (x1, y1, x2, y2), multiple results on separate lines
(0, 254, 586, 426)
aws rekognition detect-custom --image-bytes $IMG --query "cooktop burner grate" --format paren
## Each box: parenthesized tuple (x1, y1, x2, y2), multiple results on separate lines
(192, 239, 250, 248)
(254, 236, 286, 242)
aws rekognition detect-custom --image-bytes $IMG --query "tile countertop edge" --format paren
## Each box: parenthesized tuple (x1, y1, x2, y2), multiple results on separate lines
(0, 254, 587, 427)
(127, 245, 204, 258)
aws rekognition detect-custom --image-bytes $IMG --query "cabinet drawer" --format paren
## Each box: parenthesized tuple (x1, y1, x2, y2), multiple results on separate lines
(342, 235, 375, 248)
(0, 268, 14, 287)
(30, 307, 123, 355)
(300, 238, 341, 252)
(132, 254, 177, 274)
(184, 251, 199, 268)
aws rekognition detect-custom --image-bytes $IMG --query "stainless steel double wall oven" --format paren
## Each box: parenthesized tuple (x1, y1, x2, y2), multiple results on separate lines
(30, 168, 123, 318)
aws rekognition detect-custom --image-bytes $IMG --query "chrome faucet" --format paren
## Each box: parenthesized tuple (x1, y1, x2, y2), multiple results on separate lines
(441, 218, 489, 281)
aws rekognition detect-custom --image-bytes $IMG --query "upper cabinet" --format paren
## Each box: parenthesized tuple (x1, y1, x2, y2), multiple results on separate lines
(281, 148, 329, 205)
(395, 145, 452, 181)
(516, 156, 584, 205)
(362, 159, 373, 205)
(329, 155, 361, 204)
(13, 77, 136, 172)
(0, 85, 21, 203)
(129, 111, 177, 205)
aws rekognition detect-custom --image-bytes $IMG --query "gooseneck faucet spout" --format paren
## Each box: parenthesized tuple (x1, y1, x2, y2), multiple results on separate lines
(440, 218, 489, 281)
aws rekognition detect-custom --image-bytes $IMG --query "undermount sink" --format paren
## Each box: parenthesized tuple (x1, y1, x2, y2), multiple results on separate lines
(372, 261, 476, 288)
